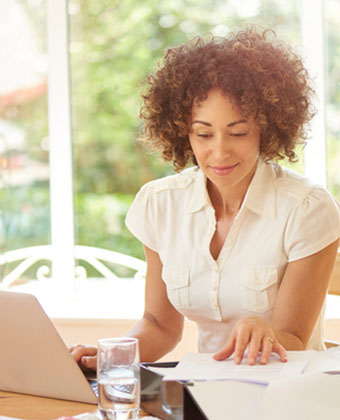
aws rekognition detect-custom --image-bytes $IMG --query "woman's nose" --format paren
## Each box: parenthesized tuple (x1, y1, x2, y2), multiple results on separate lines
(213, 135, 232, 158)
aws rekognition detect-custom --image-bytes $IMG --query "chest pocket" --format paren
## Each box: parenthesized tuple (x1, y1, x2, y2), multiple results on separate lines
(162, 265, 190, 309)
(240, 266, 278, 313)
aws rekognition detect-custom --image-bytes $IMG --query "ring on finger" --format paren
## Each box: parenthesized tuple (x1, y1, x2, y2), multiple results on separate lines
(263, 336, 275, 344)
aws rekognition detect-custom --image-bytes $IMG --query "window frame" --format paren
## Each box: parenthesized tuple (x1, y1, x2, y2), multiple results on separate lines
(47, 0, 75, 291)
(300, 0, 327, 186)
(46, 0, 328, 289)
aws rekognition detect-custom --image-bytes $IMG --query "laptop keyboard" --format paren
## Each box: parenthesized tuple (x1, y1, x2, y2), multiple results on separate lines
(88, 379, 98, 397)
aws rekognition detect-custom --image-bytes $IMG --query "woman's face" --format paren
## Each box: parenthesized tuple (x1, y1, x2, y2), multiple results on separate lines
(189, 89, 261, 195)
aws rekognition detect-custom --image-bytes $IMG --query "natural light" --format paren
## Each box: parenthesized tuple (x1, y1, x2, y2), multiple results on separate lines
(0, 0, 339, 324)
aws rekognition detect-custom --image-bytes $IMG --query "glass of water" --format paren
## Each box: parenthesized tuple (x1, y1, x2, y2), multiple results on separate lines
(97, 337, 140, 420)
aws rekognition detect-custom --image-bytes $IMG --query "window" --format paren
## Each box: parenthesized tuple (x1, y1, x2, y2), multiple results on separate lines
(325, 0, 340, 198)
(0, 0, 50, 285)
(69, 0, 304, 264)
(0, 0, 338, 318)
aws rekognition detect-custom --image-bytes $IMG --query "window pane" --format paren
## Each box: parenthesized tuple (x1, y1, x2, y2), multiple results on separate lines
(69, 0, 301, 261)
(325, 0, 340, 200)
(0, 0, 50, 282)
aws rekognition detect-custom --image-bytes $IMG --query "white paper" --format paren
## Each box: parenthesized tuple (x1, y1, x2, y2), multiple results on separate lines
(145, 366, 177, 377)
(187, 380, 266, 420)
(163, 351, 316, 384)
(253, 349, 340, 420)
(303, 346, 340, 374)
(254, 372, 340, 420)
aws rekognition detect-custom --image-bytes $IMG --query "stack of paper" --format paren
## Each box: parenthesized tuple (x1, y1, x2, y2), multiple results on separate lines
(161, 348, 340, 420)
(254, 347, 340, 420)
(163, 351, 316, 384)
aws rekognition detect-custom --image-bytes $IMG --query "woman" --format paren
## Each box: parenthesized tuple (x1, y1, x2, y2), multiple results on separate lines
(72, 27, 340, 369)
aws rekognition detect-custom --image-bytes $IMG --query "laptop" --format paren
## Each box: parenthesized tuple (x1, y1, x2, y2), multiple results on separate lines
(0, 290, 97, 404)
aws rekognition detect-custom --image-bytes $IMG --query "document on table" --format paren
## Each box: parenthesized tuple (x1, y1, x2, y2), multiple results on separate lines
(163, 351, 316, 384)
(254, 348, 340, 420)
(303, 345, 340, 374)
(187, 380, 267, 420)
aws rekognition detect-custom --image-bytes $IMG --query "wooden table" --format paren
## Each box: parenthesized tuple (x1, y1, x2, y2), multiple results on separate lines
(0, 391, 149, 420)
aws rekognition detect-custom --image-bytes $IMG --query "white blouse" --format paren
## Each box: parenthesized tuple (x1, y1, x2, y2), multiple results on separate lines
(125, 158, 340, 352)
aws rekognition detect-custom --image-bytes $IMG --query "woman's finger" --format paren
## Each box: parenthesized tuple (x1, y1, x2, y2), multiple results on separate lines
(260, 337, 287, 364)
(273, 341, 288, 363)
(246, 332, 263, 365)
(259, 336, 275, 364)
(70, 344, 97, 363)
(213, 333, 236, 361)
(81, 355, 98, 371)
(233, 330, 251, 364)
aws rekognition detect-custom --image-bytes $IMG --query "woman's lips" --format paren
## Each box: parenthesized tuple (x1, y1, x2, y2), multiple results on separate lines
(209, 163, 239, 176)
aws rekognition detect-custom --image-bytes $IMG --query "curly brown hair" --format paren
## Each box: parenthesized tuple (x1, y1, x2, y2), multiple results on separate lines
(139, 26, 315, 171)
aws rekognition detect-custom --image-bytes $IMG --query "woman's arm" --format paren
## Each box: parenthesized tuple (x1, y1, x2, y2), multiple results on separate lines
(271, 239, 339, 347)
(71, 245, 184, 369)
(125, 245, 184, 361)
(214, 239, 339, 364)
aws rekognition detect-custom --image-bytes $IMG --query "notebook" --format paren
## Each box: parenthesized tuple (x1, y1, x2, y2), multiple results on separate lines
(0, 290, 97, 404)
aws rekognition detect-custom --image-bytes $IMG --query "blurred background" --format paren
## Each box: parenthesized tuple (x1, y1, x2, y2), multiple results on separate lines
(0, 0, 339, 282)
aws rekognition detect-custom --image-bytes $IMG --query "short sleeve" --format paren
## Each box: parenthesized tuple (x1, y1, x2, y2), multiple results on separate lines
(285, 187, 340, 262)
(125, 182, 159, 252)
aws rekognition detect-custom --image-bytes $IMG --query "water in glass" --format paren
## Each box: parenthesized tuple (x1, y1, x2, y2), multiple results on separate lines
(97, 338, 140, 420)
(98, 367, 140, 419)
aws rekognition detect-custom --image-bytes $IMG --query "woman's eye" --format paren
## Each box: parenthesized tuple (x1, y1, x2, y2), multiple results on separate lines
(231, 133, 247, 137)
(197, 134, 211, 138)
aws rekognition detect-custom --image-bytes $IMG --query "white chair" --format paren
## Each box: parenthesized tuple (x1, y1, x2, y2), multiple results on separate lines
(0, 245, 146, 288)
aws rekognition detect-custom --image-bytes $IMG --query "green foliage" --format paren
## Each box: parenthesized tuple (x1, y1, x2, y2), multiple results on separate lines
(1, 0, 339, 270)
(0, 182, 50, 252)
(67, 0, 305, 258)
(75, 191, 144, 260)
(70, 0, 301, 195)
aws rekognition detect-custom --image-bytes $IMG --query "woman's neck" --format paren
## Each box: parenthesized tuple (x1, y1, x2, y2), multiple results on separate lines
(208, 181, 246, 219)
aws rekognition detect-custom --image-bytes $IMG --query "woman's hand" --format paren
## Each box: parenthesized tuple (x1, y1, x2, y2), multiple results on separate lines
(69, 344, 98, 372)
(213, 316, 287, 365)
